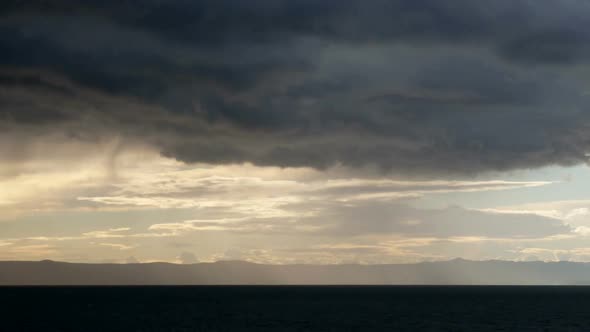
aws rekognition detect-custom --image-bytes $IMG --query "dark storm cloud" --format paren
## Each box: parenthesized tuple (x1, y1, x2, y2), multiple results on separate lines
(4, 0, 590, 62)
(2, 0, 590, 174)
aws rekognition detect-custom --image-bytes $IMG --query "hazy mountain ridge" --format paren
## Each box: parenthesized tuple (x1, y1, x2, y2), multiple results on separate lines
(2, 259, 590, 285)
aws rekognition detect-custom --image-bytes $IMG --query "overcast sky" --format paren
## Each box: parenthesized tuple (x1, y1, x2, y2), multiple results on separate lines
(1, 0, 590, 264)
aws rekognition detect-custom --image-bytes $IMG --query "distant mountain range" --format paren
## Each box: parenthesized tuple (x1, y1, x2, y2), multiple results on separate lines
(2, 259, 590, 285)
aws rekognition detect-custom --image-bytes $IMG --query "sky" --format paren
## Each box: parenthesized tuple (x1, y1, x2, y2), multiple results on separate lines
(1, 0, 590, 264)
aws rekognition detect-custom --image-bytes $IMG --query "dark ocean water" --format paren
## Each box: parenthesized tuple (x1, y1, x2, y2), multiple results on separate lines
(1, 286, 590, 331)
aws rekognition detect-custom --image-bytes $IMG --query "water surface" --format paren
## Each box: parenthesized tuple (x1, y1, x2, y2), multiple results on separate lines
(1, 286, 588, 331)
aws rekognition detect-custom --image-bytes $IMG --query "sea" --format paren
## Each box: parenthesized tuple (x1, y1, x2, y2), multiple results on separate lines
(1, 286, 589, 331)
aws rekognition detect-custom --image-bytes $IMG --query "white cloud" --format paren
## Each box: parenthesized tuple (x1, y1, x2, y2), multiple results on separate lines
(82, 227, 131, 239)
(97, 242, 135, 250)
(484, 200, 590, 229)
(0, 244, 59, 259)
(177, 252, 199, 264)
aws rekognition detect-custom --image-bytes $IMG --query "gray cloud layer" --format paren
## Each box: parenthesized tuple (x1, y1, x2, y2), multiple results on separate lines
(2, 1, 590, 174)
(305, 204, 570, 238)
